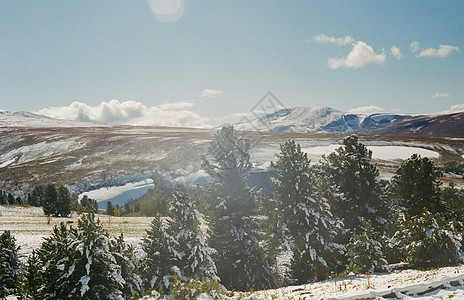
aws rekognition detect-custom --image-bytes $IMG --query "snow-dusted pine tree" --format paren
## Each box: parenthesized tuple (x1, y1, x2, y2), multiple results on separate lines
(346, 219, 387, 273)
(0, 231, 20, 298)
(142, 212, 177, 292)
(169, 190, 218, 281)
(37, 214, 125, 299)
(21, 250, 42, 300)
(201, 125, 274, 291)
(141, 188, 218, 292)
(391, 154, 444, 218)
(321, 135, 388, 239)
(271, 139, 342, 283)
(110, 233, 143, 298)
(392, 211, 462, 268)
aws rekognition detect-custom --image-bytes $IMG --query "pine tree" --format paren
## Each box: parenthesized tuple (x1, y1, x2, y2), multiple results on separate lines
(391, 154, 444, 218)
(142, 212, 177, 292)
(169, 190, 218, 281)
(270, 140, 342, 283)
(107, 201, 114, 216)
(0, 231, 20, 299)
(110, 234, 143, 298)
(21, 250, 42, 300)
(321, 135, 388, 238)
(202, 125, 274, 291)
(346, 219, 387, 274)
(43, 184, 58, 216)
(442, 182, 464, 222)
(37, 214, 125, 299)
(57, 185, 72, 217)
(392, 211, 461, 268)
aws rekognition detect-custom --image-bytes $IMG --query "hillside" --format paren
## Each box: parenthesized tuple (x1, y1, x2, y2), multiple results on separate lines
(0, 110, 463, 200)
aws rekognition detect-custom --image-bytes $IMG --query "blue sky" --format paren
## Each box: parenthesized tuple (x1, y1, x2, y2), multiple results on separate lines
(1, 1, 463, 126)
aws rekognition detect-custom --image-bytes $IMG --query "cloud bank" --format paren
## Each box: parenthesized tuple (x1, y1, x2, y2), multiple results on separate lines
(441, 104, 464, 114)
(313, 34, 355, 46)
(411, 41, 459, 57)
(391, 46, 403, 59)
(347, 105, 385, 115)
(38, 100, 210, 128)
(433, 92, 450, 98)
(328, 41, 386, 69)
(200, 89, 224, 98)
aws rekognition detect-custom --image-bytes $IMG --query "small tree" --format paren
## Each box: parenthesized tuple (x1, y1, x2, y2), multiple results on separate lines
(0, 231, 20, 298)
(106, 201, 114, 216)
(42, 184, 58, 216)
(21, 250, 42, 300)
(346, 219, 387, 274)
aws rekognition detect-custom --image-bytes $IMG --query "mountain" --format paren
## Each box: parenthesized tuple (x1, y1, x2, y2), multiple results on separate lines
(238, 105, 464, 136)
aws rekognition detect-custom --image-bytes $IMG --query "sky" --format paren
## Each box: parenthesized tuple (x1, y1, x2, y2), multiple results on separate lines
(1, 1, 463, 127)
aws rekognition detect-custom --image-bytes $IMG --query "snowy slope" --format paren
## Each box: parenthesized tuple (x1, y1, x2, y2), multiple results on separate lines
(240, 106, 361, 133)
(238, 105, 413, 133)
(0, 111, 97, 127)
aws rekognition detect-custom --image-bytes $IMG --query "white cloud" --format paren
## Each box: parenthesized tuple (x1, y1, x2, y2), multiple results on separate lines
(147, 0, 184, 22)
(391, 46, 403, 59)
(441, 104, 464, 114)
(200, 89, 224, 98)
(313, 34, 355, 46)
(328, 41, 386, 69)
(418, 45, 460, 57)
(347, 105, 385, 115)
(433, 92, 451, 98)
(38, 100, 211, 128)
(410, 41, 420, 53)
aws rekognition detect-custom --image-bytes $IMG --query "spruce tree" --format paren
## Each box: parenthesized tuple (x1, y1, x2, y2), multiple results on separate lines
(202, 125, 274, 291)
(271, 140, 342, 283)
(0, 231, 20, 299)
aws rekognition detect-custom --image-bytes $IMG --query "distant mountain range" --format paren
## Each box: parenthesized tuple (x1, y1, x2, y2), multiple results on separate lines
(239, 106, 464, 136)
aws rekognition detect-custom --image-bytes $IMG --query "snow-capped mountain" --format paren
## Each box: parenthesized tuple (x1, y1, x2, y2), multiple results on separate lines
(239, 105, 409, 133)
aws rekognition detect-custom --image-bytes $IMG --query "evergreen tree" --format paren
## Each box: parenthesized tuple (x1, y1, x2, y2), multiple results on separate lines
(57, 185, 72, 217)
(270, 140, 342, 283)
(169, 190, 217, 281)
(107, 201, 114, 216)
(7, 193, 14, 205)
(202, 125, 274, 291)
(30, 186, 44, 207)
(0, 231, 20, 299)
(110, 234, 143, 298)
(321, 135, 388, 238)
(142, 212, 177, 292)
(0, 191, 6, 205)
(21, 250, 42, 300)
(43, 184, 58, 216)
(346, 219, 387, 273)
(441, 182, 464, 222)
(391, 154, 444, 218)
(392, 211, 462, 268)
(37, 214, 125, 299)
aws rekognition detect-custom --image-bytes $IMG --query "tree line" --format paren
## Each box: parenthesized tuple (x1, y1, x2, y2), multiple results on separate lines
(1, 125, 464, 298)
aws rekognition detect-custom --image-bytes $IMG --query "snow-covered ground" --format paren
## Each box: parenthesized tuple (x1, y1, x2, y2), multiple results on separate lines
(78, 178, 155, 209)
(251, 144, 440, 169)
(3, 206, 464, 299)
